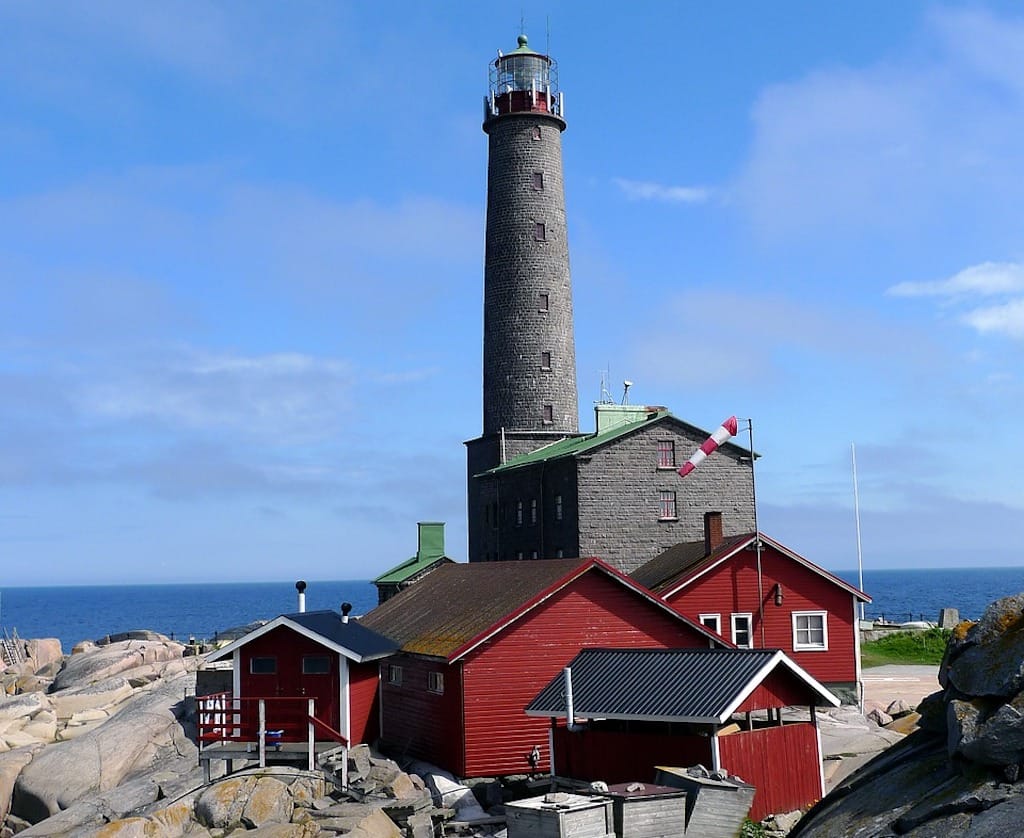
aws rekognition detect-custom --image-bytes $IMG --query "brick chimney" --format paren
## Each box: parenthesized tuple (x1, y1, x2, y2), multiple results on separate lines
(704, 512, 723, 555)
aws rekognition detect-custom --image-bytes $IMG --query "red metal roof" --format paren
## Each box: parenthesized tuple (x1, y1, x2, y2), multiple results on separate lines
(359, 558, 726, 661)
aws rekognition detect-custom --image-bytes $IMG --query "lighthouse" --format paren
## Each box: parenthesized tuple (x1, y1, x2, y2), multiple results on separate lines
(466, 33, 582, 563)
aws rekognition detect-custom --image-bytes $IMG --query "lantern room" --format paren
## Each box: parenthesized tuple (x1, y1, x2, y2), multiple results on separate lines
(485, 34, 563, 121)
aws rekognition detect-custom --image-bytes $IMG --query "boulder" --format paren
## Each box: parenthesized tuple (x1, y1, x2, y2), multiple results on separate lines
(24, 640, 63, 676)
(867, 708, 893, 727)
(0, 745, 43, 822)
(49, 677, 134, 720)
(886, 698, 913, 717)
(51, 641, 184, 692)
(0, 693, 49, 722)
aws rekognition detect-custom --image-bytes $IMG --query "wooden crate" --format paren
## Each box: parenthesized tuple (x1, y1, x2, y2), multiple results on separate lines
(654, 767, 755, 838)
(506, 793, 615, 838)
(602, 783, 688, 838)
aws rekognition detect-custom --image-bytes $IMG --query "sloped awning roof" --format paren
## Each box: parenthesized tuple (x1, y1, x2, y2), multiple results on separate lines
(206, 610, 398, 664)
(526, 647, 840, 725)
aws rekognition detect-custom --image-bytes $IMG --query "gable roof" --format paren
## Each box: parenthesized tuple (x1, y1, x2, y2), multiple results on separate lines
(358, 558, 727, 662)
(372, 553, 454, 585)
(525, 647, 840, 725)
(631, 532, 871, 603)
(478, 410, 753, 476)
(206, 610, 398, 664)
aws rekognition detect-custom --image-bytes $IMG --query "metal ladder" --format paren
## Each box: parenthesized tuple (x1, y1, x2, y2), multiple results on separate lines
(1, 626, 24, 666)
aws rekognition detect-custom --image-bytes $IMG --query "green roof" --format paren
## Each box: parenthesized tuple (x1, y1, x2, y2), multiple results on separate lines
(373, 552, 450, 585)
(478, 410, 754, 477)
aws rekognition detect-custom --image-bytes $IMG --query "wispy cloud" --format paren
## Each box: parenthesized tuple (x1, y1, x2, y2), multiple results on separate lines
(887, 262, 1024, 298)
(613, 178, 711, 204)
(962, 299, 1024, 339)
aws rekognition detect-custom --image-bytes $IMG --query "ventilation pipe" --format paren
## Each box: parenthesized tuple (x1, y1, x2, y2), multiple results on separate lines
(295, 580, 307, 613)
(341, 602, 353, 624)
(563, 667, 586, 732)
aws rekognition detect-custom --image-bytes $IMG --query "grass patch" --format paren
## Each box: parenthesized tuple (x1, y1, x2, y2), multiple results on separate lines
(862, 628, 951, 667)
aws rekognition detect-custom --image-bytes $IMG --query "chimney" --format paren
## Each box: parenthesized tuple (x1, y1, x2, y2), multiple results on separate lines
(295, 580, 307, 613)
(341, 602, 352, 624)
(704, 512, 723, 555)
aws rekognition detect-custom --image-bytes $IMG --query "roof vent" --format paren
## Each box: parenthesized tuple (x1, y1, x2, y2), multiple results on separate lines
(341, 602, 353, 624)
(295, 580, 307, 613)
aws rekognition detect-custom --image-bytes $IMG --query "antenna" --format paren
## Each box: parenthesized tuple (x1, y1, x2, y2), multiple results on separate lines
(621, 380, 633, 405)
(546, 16, 551, 57)
(520, 10, 525, 36)
(598, 367, 613, 404)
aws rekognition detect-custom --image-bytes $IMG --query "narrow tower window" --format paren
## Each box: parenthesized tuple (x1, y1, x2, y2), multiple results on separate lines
(516, 501, 523, 526)
(538, 293, 549, 312)
(530, 498, 538, 524)
(542, 404, 553, 424)
(555, 494, 563, 520)
(532, 171, 544, 190)
(533, 222, 546, 241)
(532, 125, 542, 140)
(540, 351, 551, 370)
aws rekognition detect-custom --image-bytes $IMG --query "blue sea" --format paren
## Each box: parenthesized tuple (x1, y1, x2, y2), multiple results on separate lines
(2, 568, 1023, 653)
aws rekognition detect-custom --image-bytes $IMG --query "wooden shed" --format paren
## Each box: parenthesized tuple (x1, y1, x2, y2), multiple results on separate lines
(526, 647, 840, 821)
(359, 558, 727, 778)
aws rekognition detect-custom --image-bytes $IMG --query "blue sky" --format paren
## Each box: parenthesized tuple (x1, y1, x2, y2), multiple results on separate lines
(3, 2, 1024, 585)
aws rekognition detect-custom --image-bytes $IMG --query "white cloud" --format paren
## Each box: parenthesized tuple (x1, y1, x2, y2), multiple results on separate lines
(613, 178, 711, 204)
(962, 299, 1024, 339)
(887, 262, 1024, 298)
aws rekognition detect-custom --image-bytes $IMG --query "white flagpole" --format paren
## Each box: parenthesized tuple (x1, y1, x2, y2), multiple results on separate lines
(744, 419, 765, 648)
(852, 443, 865, 622)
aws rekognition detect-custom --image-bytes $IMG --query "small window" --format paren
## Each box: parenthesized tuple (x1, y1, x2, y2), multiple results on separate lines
(303, 655, 330, 674)
(542, 404, 554, 424)
(516, 551, 524, 560)
(657, 440, 676, 468)
(516, 500, 523, 526)
(531, 550, 538, 559)
(532, 171, 544, 190)
(428, 671, 444, 694)
(540, 351, 551, 370)
(555, 548, 564, 558)
(793, 612, 828, 650)
(555, 494, 563, 521)
(699, 614, 722, 634)
(250, 656, 276, 675)
(530, 498, 538, 524)
(539, 293, 549, 312)
(731, 614, 753, 649)
(532, 125, 541, 140)
(388, 664, 403, 686)
(534, 222, 546, 241)
(658, 490, 677, 520)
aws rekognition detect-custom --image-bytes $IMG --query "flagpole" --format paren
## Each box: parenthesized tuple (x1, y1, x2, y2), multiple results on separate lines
(852, 443, 865, 622)
(744, 418, 765, 648)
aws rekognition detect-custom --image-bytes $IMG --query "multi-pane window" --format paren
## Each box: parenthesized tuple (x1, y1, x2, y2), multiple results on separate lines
(388, 664, 403, 686)
(658, 490, 677, 520)
(516, 500, 523, 526)
(542, 404, 554, 423)
(657, 440, 676, 468)
(540, 351, 551, 370)
(793, 612, 828, 650)
(427, 671, 444, 694)
(530, 498, 538, 524)
(700, 614, 721, 634)
(555, 494, 563, 520)
(731, 614, 753, 649)
(532, 171, 544, 190)
(534, 222, 546, 241)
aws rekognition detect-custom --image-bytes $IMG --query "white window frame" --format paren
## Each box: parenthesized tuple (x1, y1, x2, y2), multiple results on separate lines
(387, 663, 403, 686)
(731, 613, 753, 649)
(792, 611, 829, 651)
(427, 671, 444, 694)
(699, 613, 721, 634)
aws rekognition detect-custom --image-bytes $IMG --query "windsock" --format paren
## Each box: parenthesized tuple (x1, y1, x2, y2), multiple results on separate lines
(678, 416, 739, 478)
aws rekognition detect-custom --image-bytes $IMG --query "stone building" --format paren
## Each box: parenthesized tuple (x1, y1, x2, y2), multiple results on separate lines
(466, 35, 754, 572)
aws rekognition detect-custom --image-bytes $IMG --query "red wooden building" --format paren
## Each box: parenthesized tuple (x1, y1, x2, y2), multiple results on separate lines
(526, 647, 841, 821)
(631, 513, 871, 703)
(200, 608, 396, 777)
(358, 558, 726, 778)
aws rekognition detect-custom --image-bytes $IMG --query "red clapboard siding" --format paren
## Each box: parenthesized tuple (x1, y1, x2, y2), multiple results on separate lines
(718, 724, 822, 820)
(552, 727, 712, 783)
(735, 666, 821, 712)
(379, 654, 465, 773)
(460, 570, 709, 777)
(348, 661, 382, 745)
(666, 545, 858, 684)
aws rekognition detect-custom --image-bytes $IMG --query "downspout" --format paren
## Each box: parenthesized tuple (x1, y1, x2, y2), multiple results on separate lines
(563, 667, 585, 732)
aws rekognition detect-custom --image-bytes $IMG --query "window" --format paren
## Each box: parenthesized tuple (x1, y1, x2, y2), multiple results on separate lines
(539, 293, 549, 312)
(530, 498, 538, 524)
(516, 551, 524, 560)
(532, 171, 544, 190)
(250, 657, 276, 674)
(657, 440, 676, 468)
(542, 404, 553, 424)
(731, 614, 753, 649)
(540, 351, 551, 370)
(555, 494, 563, 521)
(534, 222, 546, 241)
(531, 550, 538, 559)
(699, 614, 721, 634)
(555, 548, 564, 558)
(303, 655, 330, 674)
(427, 671, 444, 694)
(516, 500, 523, 526)
(658, 490, 677, 520)
(532, 125, 541, 140)
(388, 664, 403, 686)
(793, 612, 828, 650)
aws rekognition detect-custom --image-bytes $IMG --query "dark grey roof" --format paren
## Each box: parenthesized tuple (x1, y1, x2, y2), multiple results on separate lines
(286, 610, 398, 660)
(526, 648, 836, 724)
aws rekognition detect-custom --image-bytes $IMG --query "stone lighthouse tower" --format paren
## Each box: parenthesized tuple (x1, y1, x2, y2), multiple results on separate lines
(466, 33, 581, 563)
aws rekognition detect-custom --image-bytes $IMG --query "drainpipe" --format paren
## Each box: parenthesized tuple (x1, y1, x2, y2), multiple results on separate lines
(296, 580, 307, 613)
(563, 667, 585, 732)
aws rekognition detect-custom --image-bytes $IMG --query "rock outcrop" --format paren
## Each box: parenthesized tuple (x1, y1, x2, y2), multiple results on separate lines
(793, 592, 1024, 837)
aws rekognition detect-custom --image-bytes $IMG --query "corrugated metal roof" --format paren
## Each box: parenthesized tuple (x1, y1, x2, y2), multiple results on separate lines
(479, 411, 753, 476)
(526, 647, 807, 724)
(358, 559, 597, 659)
(372, 554, 453, 585)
